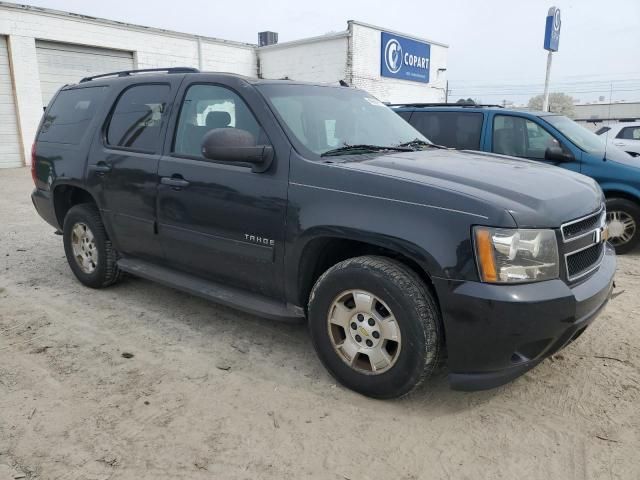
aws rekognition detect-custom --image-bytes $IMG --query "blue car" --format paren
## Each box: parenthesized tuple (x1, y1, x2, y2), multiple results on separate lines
(392, 104, 640, 253)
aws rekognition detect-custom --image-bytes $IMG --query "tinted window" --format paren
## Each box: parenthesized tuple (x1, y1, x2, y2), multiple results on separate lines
(173, 84, 267, 158)
(396, 111, 412, 122)
(409, 112, 483, 150)
(617, 126, 640, 140)
(107, 84, 170, 152)
(492, 115, 560, 159)
(38, 87, 107, 145)
(595, 126, 611, 135)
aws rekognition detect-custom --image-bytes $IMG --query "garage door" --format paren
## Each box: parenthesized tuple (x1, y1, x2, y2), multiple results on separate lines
(0, 36, 23, 168)
(36, 41, 134, 108)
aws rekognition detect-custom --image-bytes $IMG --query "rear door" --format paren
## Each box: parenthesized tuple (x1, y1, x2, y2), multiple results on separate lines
(156, 78, 289, 299)
(408, 110, 484, 150)
(87, 78, 181, 260)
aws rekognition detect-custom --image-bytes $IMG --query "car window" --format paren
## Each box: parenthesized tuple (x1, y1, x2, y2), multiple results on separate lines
(106, 84, 171, 153)
(617, 126, 640, 140)
(492, 115, 559, 159)
(595, 126, 611, 135)
(396, 111, 412, 122)
(173, 84, 267, 158)
(38, 87, 107, 145)
(409, 112, 483, 150)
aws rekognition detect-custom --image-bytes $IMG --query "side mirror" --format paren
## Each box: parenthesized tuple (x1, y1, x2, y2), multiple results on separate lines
(544, 146, 574, 163)
(201, 128, 273, 173)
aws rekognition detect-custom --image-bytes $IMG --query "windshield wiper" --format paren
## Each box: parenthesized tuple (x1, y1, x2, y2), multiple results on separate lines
(320, 144, 413, 157)
(397, 139, 445, 149)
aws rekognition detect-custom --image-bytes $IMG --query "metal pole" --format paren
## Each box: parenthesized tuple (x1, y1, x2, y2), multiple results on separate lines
(542, 51, 553, 112)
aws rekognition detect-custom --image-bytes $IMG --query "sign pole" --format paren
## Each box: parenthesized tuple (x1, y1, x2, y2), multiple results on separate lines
(542, 51, 553, 112)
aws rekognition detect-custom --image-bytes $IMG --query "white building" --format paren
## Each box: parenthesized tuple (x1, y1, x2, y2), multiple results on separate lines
(0, 2, 448, 168)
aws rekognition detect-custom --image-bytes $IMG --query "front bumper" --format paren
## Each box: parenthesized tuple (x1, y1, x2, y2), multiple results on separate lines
(433, 243, 616, 391)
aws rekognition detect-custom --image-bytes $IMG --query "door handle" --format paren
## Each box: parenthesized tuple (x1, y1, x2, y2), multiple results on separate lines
(89, 162, 112, 176)
(161, 176, 190, 189)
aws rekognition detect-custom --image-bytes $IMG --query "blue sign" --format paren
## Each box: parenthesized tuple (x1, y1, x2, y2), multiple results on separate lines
(544, 7, 561, 52)
(380, 32, 430, 83)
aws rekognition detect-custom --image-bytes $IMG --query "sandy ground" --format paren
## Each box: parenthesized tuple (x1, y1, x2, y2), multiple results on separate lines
(0, 166, 638, 480)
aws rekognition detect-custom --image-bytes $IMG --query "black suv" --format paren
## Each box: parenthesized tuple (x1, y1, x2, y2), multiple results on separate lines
(31, 68, 615, 398)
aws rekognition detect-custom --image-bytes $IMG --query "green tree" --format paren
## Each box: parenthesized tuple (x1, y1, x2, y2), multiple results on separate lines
(528, 92, 575, 117)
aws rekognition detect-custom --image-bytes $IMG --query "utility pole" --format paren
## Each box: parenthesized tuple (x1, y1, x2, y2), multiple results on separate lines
(542, 51, 553, 112)
(542, 7, 561, 112)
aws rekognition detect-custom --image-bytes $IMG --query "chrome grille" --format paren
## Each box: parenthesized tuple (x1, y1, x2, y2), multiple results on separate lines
(561, 205, 607, 282)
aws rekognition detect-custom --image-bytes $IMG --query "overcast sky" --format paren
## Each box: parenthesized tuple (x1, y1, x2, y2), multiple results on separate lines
(7, 0, 640, 104)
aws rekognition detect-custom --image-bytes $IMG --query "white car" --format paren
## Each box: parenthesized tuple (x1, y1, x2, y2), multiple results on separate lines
(596, 122, 640, 157)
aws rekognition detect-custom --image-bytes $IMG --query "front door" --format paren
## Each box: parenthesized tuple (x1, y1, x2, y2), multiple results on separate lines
(156, 80, 289, 299)
(489, 113, 580, 173)
(87, 80, 179, 259)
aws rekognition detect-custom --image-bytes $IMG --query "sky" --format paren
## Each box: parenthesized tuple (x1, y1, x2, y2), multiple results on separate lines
(6, 0, 640, 105)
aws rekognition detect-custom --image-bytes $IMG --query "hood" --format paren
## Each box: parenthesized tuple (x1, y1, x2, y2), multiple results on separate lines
(335, 149, 602, 227)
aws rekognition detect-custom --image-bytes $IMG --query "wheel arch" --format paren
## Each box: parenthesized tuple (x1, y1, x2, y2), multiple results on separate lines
(292, 228, 440, 310)
(53, 183, 99, 228)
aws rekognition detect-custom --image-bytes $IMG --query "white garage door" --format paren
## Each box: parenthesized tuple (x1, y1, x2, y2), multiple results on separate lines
(36, 41, 134, 108)
(0, 36, 23, 168)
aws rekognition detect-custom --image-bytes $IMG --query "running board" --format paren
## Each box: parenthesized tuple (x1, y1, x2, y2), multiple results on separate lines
(117, 258, 305, 323)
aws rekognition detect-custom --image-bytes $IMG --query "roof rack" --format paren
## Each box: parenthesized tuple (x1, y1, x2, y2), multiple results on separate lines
(80, 67, 200, 83)
(388, 102, 504, 109)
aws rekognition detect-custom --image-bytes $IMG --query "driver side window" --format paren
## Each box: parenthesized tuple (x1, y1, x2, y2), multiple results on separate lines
(492, 115, 559, 159)
(173, 84, 268, 158)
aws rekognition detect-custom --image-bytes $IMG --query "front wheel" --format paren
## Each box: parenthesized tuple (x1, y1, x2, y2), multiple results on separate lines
(606, 198, 640, 254)
(308, 256, 442, 399)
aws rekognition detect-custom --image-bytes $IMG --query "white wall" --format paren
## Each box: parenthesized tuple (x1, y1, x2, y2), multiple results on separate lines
(0, 2, 256, 165)
(348, 22, 448, 104)
(258, 34, 348, 83)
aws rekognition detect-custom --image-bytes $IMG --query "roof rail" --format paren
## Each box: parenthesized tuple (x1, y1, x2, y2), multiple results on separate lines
(79, 67, 200, 83)
(388, 102, 505, 109)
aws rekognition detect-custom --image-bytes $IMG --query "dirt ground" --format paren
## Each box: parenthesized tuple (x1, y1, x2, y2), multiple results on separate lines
(0, 167, 638, 480)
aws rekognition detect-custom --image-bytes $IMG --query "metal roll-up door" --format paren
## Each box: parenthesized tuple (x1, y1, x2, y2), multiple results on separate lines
(0, 36, 23, 168)
(36, 40, 134, 107)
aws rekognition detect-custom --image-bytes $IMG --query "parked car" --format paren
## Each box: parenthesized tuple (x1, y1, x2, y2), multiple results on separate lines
(595, 122, 640, 157)
(31, 69, 615, 398)
(392, 104, 640, 253)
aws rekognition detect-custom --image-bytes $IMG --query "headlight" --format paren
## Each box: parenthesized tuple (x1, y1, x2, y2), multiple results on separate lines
(473, 227, 559, 283)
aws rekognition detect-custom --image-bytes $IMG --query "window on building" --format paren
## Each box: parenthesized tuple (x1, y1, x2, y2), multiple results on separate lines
(492, 115, 560, 159)
(173, 84, 267, 158)
(38, 86, 107, 145)
(617, 126, 640, 140)
(106, 84, 171, 152)
(409, 111, 483, 150)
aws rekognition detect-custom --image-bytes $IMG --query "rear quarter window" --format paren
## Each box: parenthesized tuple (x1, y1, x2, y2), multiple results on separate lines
(409, 111, 483, 150)
(38, 87, 107, 145)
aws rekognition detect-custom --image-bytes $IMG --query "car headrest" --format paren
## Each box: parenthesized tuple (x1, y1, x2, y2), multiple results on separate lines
(206, 111, 231, 128)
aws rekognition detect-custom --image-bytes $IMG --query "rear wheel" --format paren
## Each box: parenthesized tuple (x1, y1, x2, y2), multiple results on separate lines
(63, 203, 122, 288)
(606, 198, 640, 254)
(308, 256, 441, 399)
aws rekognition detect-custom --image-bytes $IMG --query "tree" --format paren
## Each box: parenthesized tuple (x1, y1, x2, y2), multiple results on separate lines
(456, 98, 475, 105)
(528, 92, 575, 117)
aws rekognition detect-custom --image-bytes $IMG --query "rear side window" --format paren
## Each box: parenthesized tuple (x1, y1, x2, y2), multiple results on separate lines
(106, 84, 171, 153)
(617, 126, 640, 140)
(38, 87, 107, 145)
(409, 111, 483, 150)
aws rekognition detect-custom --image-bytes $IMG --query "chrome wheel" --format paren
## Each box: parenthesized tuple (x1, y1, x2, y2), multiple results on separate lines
(327, 290, 401, 375)
(607, 210, 636, 247)
(70, 222, 98, 274)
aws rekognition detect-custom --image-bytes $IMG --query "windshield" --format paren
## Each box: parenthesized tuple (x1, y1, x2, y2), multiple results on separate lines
(257, 84, 430, 156)
(543, 115, 606, 153)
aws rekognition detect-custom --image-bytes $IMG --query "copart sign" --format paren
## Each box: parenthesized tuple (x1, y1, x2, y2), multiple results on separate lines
(380, 32, 431, 83)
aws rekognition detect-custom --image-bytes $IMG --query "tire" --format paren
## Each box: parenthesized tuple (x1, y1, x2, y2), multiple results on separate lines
(606, 198, 640, 254)
(63, 203, 122, 288)
(308, 256, 441, 399)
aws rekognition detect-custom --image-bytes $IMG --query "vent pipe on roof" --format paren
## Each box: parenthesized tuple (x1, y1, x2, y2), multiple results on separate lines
(259, 31, 278, 46)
